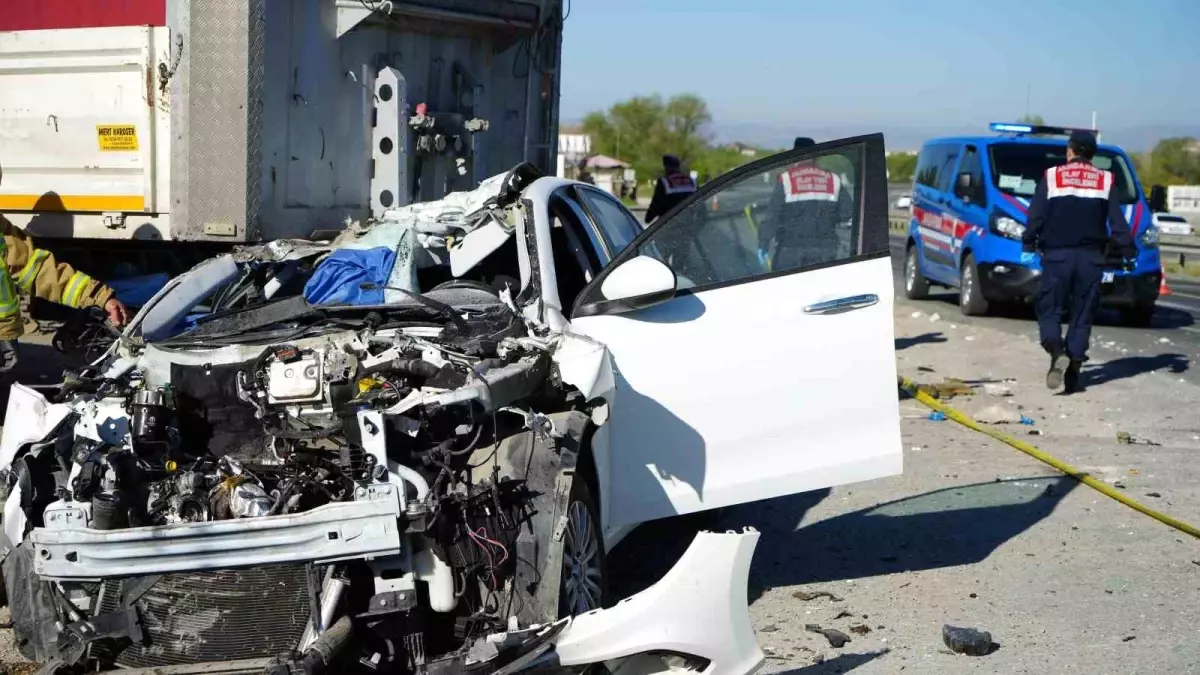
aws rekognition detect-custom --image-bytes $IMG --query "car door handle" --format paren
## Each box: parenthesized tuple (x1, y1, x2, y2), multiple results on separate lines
(804, 294, 880, 315)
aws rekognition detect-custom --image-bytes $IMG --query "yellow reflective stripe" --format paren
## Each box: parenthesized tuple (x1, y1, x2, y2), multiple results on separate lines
(62, 271, 91, 308)
(16, 249, 49, 293)
(0, 273, 18, 317)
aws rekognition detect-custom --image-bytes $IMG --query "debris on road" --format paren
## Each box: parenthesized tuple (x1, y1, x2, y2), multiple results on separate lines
(942, 624, 995, 656)
(1117, 431, 1162, 446)
(983, 383, 1014, 397)
(918, 365, 935, 373)
(928, 411, 947, 422)
(1122, 636, 1137, 642)
(930, 313, 942, 322)
(1020, 415, 1036, 425)
(1028, 429, 1044, 436)
(1146, 492, 1162, 498)
(759, 624, 780, 633)
(793, 590, 845, 602)
(850, 624, 872, 635)
(918, 378, 975, 399)
(975, 404, 1024, 424)
(911, 311, 924, 318)
(806, 624, 852, 648)
(832, 610, 854, 620)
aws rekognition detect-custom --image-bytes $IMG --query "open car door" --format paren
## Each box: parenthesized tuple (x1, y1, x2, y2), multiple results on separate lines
(569, 134, 901, 532)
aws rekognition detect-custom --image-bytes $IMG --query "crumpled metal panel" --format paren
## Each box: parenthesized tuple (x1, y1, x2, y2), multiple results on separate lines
(170, 0, 265, 241)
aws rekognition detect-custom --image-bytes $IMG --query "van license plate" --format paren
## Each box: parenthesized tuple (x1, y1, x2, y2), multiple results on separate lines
(1102, 271, 1115, 284)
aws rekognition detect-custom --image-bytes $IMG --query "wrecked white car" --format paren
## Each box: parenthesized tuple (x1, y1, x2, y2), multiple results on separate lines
(0, 136, 901, 674)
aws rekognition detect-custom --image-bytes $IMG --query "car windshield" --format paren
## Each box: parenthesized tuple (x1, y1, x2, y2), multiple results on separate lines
(988, 143, 1139, 205)
(1158, 215, 1187, 223)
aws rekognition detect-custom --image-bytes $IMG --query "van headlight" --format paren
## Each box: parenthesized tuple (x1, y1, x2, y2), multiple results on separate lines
(990, 215, 1026, 241)
(1139, 225, 1159, 248)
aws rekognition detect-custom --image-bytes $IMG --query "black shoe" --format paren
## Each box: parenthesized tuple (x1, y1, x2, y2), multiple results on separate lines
(1063, 360, 1083, 393)
(1046, 352, 1067, 390)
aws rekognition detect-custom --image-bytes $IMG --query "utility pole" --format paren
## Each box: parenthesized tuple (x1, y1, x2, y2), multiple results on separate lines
(1092, 111, 1099, 139)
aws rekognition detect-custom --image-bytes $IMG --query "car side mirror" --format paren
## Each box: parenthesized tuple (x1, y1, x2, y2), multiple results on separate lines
(1149, 184, 1168, 213)
(575, 255, 677, 318)
(954, 172, 973, 200)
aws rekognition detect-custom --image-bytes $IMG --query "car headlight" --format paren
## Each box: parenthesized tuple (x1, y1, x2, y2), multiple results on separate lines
(1139, 225, 1159, 248)
(990, 215, 1025, 241)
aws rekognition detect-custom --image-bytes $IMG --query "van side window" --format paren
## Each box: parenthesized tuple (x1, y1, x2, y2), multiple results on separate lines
(958, 145, 986, 205)
(935, 146, 961, 193)
(914, 146, 944, 188)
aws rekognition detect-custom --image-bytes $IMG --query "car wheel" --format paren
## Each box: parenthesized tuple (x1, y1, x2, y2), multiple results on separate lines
(1122, 303, 1155, 328)
(959, 254, 989, 316)
(904, 244, 931, 300)
(558, 477, 606, 618)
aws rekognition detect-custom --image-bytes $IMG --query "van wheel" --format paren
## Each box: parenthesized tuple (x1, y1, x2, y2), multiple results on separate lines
(904, 244, 931, 300)
(558, 477, 606, 618)
(959, 254, 989, 316)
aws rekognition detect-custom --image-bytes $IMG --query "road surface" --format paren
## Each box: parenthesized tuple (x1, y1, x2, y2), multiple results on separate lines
(888, 235, 1200, 385)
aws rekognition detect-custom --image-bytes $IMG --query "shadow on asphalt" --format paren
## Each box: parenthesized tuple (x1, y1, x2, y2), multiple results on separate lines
(610, 477, 1074, 609)
(1081, 353, 1190, 389)
(771, 650, 890, 674)
(895, 332, 947, 350)
(910, 290, 1196, 330)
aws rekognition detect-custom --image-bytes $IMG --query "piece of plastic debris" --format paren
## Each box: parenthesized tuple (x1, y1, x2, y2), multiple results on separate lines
(1158, 337, 1172, 344)
(983, 383, 1013, 397)
(911, 311, 923, 318)
(928, 411, 947, 422)
(1122, 636, 1136, 642)
(975, 404, 1023, 425)
(793, 590, 844, 602)
(1145, 492, 1162, 498)
(833, 610, 854, 620)
(950, 324, 958, 329)
(806, 624, 852, 648)
(1117, 431, 1132, 444)
(942, 624, 995, 656)
(1028, 429, 1044, 436)
(1019, 415, 1035, 425)
(850, 624, 872, 635)
(759, 624, 780, 633)
(965, 335, 976, 341)
(918, 365, 935, 373)
(929, 313, 942, 322)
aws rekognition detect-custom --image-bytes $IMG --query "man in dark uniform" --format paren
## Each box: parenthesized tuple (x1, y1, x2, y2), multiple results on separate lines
(1021, 130, 1135, 393)
(644, 154, 696, 224)
(758, 137, 854, 270)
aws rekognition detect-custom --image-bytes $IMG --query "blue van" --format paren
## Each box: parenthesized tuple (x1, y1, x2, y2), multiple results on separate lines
(902, 123, 1162, 326)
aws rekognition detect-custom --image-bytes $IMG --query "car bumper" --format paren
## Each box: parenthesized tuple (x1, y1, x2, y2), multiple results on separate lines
(978, 263, 1160, 307)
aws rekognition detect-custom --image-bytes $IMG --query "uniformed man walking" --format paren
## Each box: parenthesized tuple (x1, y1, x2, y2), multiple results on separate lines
(643, 154, 696, 224)
(0, 215, 129, 372)
(1021, 130, 1134, 393)
(759, 137, 854, 270)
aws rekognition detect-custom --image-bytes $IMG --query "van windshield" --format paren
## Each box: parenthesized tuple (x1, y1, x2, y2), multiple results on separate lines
(988, 143, 1139, 205)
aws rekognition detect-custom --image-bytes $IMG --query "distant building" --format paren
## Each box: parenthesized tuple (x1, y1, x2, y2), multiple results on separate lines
(581, 155, 633, 197)
(557, 127, 592, 178)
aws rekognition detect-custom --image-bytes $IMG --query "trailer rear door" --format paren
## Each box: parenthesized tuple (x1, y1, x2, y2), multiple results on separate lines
(0, 26, 169, 220)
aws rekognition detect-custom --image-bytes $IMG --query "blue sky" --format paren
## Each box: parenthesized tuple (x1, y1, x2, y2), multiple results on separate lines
(560, 0, 1200, 150)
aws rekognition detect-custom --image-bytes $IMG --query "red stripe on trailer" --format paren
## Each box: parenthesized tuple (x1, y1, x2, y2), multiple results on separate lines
(0, 0, 165, 32)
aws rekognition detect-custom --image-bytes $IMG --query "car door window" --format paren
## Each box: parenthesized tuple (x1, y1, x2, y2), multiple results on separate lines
(631, 142, 867, 291)
(575, 187, 644, 258)
(935, 145, 962, 193)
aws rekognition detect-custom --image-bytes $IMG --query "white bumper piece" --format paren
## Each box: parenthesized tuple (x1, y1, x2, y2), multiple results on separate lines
(554, 529, 764, 674)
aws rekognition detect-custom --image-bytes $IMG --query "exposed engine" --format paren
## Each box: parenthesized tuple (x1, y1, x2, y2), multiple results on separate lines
(0, 292, 588, 673)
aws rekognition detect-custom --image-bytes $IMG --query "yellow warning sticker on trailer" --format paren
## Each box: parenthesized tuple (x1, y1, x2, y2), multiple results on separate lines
(96, 125, 139, 152)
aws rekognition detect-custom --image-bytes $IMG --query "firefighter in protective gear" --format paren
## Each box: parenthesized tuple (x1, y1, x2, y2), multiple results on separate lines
(644, 154, 697, 224)
(759, 137, 854, 270)
(0, 215, 129, 372)
(1021, 130, 1134, 393)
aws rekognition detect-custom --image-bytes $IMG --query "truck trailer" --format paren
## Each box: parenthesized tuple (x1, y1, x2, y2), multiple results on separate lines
(0, 0, 564, 274)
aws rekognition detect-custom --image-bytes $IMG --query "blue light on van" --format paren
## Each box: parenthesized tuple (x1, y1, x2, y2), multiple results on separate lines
(990, 122, 1034, 133)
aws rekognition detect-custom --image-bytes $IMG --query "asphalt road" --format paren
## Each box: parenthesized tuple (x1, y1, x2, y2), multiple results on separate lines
(888, 235, 1200, 385)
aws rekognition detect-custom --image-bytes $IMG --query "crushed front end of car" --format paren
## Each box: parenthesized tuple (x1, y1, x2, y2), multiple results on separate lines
(0, 166, 766, 675)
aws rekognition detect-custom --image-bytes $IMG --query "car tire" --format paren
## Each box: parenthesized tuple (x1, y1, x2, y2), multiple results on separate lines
(904, 244, 931, 300)
(558, 476, 607, 618)
(959, 254, 989, 316)
(1122, 303, 1155, 328)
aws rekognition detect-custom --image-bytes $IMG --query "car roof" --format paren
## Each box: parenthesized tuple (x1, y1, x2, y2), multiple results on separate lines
(921, 135, 1126, 156)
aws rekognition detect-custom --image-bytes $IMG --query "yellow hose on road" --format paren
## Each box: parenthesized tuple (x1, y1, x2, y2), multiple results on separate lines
(899, 376, 1200, 540)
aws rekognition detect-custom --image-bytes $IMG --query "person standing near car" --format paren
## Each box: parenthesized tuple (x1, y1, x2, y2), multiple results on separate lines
(1021, 130, 1135, 393)
(759, 137, 854, 270)
(0, 215, 129, 373)
(644, 154, 696, 224)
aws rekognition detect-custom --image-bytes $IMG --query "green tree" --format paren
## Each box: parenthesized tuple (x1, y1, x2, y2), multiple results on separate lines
(1133, 138, 1200, 188)
(581, 93, 715, 182)
(886, 153, 918, 183)
(1018, 114, 1045, 126)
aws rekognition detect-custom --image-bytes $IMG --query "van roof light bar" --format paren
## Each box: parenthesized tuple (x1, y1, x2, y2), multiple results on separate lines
(988, 122, 1100, 137)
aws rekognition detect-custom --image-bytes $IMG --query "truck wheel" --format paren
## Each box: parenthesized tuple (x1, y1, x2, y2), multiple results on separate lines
(1122, 303, 1155, 328)
(558, 477, 606, 618)
(959, 254, 989, 316)
(904, 244, 931, 300)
